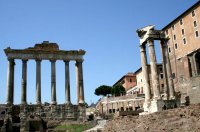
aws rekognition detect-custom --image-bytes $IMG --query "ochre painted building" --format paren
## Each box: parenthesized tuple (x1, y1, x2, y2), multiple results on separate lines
(162, 1, 200, 104)
(113, 72, 137, 91)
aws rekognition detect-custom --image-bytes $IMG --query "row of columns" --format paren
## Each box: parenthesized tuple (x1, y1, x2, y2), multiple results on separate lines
(6, 59, 85, 106)
(140, 39, 175, 102)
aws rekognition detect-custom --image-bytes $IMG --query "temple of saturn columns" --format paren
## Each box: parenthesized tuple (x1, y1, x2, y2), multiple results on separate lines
(1, 41, 86, 131)
(136, 25, 178, 113)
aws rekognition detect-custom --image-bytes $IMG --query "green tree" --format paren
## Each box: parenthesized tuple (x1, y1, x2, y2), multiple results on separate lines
(111, 85, 125, 96)
(94, 85, 112, 96)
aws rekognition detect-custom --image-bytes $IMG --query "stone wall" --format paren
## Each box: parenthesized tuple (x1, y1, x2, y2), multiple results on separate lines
(0, 104, 86, 131)
(179, 76, 200, 104)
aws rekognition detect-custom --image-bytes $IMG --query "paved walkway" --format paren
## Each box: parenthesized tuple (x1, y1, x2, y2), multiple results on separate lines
(84, 118, 107, 132)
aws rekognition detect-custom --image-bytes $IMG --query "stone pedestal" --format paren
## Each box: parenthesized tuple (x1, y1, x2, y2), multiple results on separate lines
(140, 100, 165, 115)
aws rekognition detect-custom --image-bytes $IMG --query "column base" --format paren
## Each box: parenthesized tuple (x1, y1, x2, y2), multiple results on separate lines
(169, 96, 175, 100)
(78, 100, 85, 104)
(6, 102, 13, 106)
(140, 99, 165, 115)
(143, 100, 151, 112)
(36, 101, 42, 105)
(21, 102, 27, 106)
(162, 93, 168, 100)
(153, 95, 161, 100)
(65, 101, 72, 106)
(51, 101, 57, 105)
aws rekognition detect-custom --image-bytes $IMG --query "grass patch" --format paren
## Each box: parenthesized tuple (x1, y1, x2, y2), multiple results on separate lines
(54, 123, 93, 132)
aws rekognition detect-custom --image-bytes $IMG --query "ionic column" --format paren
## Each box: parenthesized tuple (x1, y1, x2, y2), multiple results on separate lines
(6, 58, 15, 105)
(36, 59, 42, 105)
(147, 39, 161, 100)
(161, 40, 175, 99)
(50, 59, 57, 105)
(140, 45, 151, 102)
(75, 60, 85, 104)
(64, 60, 71, 105)
(21, 59, 28, 105)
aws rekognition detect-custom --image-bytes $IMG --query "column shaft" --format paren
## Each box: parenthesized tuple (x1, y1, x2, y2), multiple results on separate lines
(75, 62, 80, 104)
(140, 45, 151, 101)
(51, 60, 57, 105)
(6, 59, 15, 105)
(75, 60, 85, 104)
(148, 39, 160, 100)
(161, 42, 169, 100)
(36, 59, 41, 105)
(64, 60, 71, 104)
(161, 40, 175, 99)
(21, 59, 28, 105)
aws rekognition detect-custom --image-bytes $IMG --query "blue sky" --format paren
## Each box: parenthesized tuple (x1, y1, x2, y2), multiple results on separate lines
(0, 0, 198, 105)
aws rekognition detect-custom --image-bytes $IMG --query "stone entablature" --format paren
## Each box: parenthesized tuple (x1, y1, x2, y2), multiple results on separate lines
(4, 42, 85, 61)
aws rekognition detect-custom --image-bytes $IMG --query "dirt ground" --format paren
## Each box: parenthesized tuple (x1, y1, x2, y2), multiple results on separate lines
(103, 104, 200, 132)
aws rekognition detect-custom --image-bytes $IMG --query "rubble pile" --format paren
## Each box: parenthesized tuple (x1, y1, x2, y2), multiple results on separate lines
(104, 104, 200, 132)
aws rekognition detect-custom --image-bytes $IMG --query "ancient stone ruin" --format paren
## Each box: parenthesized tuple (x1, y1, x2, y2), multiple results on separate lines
(1, 41, 86, 131)
(136, 26, 178, 114)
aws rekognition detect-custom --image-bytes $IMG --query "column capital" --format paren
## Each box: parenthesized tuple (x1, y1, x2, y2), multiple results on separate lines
(76, 59, 84, 63)
(63, 60, 70, 63)
(160, 39, 168, 47)
(7, 58, 14, 61)
(50, 59, 56, 62)
(147, 38, 154, 47)
(22, 59, 28, 62)
(35, 59, 42, 62)
(140, 45, 146, 52)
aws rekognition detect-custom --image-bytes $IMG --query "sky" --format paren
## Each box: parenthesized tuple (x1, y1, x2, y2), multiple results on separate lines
(0, 0, 198, 105)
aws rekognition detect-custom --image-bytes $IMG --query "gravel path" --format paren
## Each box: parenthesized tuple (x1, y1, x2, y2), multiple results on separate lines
(84, 118, 107, 132)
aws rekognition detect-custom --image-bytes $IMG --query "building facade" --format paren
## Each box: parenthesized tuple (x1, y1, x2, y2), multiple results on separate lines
(113, 72, 137, 91)
(163, 1, 200, 104)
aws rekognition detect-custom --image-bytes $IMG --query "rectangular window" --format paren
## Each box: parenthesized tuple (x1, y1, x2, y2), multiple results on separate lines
(172, 25, 175, 30)
(196, 31, 199, 37)
(181, 29, 185, 35)
(172, 73, 176, 79)
(183, 38, 187, 44)
(192, 10, 195, 17)
(160, 74, 164, 79)
(175, 43, 178, 49)
(180, 19, 183, 25)
(165, 30, 168, 35)
(173, 35, 176, 40)
(194, 21, 197, 27)
(159, 67, 163, 72)
(168, 47, 171, 53)
(161, 84, 164, 88)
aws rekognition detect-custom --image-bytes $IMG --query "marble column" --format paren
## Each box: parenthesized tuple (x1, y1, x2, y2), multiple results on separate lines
(75, 60, 85, 104)
(36, 59, 42, 105)
(50, 59, 57, 105)
(140, 45, 151, 102)
(147, 39, 161, 100)
(64, 60, 71, 105)
(21, 59, 28, 105)
(6, 59, 15, 105)
(161, 40, 175, 99)
(160, 42, 169, 100)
